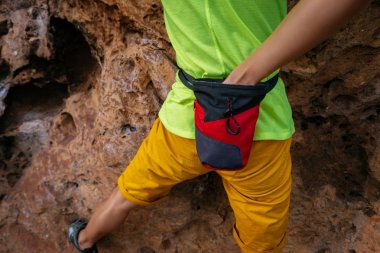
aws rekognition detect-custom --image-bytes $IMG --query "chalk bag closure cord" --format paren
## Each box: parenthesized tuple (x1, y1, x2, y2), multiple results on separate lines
(225, 98, 240, 135)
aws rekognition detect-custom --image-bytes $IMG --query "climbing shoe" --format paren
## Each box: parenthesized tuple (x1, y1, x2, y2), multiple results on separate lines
(68, 219, 98, 253)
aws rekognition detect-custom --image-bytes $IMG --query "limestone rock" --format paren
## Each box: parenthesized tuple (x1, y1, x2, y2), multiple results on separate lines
(0, 0, 379, 252)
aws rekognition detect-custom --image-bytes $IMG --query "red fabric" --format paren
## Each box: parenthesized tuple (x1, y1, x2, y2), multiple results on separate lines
(194, 100, 260, 167)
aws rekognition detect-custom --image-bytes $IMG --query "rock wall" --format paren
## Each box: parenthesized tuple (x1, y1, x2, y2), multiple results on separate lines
(0, 0, 379, 252)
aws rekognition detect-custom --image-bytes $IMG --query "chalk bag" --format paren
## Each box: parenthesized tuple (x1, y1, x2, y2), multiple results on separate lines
(179, 69, 278, 170)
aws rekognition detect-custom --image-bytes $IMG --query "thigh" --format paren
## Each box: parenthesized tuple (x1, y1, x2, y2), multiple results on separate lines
(118, 119, 208, 205)
(218, 139, 292, 253)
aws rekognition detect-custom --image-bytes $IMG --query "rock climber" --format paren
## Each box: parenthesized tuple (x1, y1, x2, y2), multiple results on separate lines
(68, 0, 370, 252)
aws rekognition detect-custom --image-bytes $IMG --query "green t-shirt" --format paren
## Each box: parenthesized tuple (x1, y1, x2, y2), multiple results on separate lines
(159, 0, 295, 140)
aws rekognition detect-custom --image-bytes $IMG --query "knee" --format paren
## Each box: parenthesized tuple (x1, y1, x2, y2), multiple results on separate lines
(108, 187, 139, 212)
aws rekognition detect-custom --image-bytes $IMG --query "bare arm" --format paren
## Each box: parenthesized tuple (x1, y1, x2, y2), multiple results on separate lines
(224, 0, 371, 85)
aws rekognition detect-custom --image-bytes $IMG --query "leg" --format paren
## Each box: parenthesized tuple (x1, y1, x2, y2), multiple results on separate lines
(78, 187, 138, 249)
(70, 119, 208, 251)
(218, 139, 292, 253)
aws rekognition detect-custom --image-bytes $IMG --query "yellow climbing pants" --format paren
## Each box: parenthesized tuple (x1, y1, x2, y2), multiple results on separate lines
(118, 119, 292, 253)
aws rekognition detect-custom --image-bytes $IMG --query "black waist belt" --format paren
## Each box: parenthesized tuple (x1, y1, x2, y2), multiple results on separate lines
(178, 68, 278, 94)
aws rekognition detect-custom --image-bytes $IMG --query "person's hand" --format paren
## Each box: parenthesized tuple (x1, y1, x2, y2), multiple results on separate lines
(223, 58, 261, 85)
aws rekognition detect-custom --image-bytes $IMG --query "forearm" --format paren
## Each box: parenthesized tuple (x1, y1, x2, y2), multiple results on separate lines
(224, 0, 371, 85)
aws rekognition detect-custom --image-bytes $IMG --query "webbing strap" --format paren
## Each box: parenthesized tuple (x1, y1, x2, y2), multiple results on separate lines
(178, 68, 279, 93)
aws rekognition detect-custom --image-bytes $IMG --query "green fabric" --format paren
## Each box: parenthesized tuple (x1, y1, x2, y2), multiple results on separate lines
(159, 0, 295, 140)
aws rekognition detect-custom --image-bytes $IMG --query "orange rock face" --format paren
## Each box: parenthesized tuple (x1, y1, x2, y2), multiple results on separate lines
(0, 1, 379, 252)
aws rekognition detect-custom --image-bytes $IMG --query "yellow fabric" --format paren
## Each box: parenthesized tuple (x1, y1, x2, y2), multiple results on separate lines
(118, 119, 292, 252)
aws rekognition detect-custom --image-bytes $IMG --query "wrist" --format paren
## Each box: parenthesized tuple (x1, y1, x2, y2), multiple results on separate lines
(224, 60, 262, 85)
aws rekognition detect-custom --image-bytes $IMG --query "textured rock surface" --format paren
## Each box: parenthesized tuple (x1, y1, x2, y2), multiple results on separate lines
(0, 0, 379, 252)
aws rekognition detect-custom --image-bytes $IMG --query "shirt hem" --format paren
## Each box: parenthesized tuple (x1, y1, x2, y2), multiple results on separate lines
(159, 116, 295, 141)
